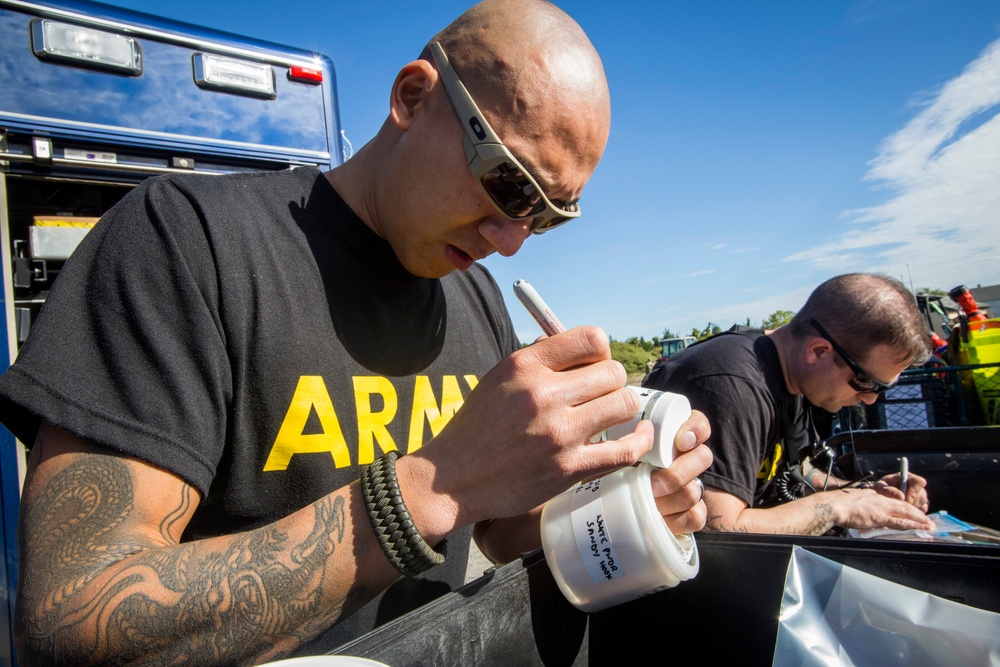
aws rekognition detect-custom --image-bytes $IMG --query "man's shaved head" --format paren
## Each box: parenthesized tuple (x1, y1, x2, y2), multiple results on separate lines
(329, 0, 613, 278)
(423, 0, 611, 175)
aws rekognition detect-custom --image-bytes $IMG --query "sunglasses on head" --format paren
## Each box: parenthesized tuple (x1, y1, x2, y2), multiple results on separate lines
(429, 41, 581, 235)
(811, 318, 896, 394)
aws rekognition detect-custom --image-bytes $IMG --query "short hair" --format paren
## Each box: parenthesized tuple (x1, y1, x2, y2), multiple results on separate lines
(787, 273, 930, 365)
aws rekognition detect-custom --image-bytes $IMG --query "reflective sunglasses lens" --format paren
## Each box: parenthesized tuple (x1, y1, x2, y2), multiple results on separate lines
(848, 378, 876, 393)
(530, 214, 571, 233)
(849, 374, 888, 394)
(480, 161, 546, 219)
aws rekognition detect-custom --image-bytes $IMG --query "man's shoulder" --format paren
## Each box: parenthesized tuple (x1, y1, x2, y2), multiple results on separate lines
(675, 330, 770, 371)
(644, 330, 776, 390)
(147, 165, 322, 198)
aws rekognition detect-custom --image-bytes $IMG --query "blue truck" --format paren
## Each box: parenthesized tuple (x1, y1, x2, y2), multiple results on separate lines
(0, 1, 345, 661)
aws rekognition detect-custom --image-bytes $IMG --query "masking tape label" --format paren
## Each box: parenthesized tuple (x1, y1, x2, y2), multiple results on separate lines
(64, 148, 117, 164)
(570, 478, 626, 583)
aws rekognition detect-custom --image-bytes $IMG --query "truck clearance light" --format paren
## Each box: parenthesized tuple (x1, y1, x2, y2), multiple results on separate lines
(193, 52, 276, 99)
(30, 18, 142, 76)
(288, 65, 323, 84)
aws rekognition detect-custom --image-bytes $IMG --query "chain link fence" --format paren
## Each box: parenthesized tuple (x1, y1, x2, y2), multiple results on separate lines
(832, 361, 1000, 432)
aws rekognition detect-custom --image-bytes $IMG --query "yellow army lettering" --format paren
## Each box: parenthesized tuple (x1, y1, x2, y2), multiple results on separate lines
(263, 374, 479, 471)
(756, 442, 785, 482)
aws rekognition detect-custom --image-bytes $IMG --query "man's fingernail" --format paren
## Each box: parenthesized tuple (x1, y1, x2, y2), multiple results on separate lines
(682, 431, 697, 448)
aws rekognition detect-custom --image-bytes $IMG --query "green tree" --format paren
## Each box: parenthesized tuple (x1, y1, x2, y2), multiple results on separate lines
(761, 309, 795, 330)
(610, 340, 652, 375)
(626, 336, 656, 353)
(660, 328, 679, 341)
(691, 323, 722, 341)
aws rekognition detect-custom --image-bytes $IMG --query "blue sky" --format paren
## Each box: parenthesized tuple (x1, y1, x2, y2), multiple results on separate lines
(101, 0, 1000, 343)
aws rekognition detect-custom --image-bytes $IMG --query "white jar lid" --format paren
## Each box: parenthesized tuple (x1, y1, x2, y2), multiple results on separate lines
(637, 390, 692, 468)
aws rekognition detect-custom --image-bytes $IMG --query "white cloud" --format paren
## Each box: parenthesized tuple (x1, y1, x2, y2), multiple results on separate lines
(785, 36, 1000, 291)
(678, 269, 718, 278)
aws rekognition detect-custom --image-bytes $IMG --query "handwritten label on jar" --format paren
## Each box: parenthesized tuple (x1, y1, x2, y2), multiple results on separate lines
(569, 478, 626, 584)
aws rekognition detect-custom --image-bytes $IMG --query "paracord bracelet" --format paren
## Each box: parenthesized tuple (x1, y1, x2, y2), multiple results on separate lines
(360, 450, 447, 577)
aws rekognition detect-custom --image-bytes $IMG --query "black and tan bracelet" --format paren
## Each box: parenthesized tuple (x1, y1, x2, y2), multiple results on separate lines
(360, 450, 447, 577)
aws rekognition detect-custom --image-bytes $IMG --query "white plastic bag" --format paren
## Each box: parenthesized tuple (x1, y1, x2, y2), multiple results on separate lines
(772, 546, 1000, 666)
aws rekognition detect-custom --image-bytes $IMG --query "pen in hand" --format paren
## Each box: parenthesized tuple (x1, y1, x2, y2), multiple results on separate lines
(514, 278, 617, 447)
(900, 456, 909, 497)
(513, 279, 566, 336)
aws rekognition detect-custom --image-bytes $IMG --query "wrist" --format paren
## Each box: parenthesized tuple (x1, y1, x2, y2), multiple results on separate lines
(360, 451, 447, 577)
(392, 450, 468, 543)
(824, 487, 858, 527)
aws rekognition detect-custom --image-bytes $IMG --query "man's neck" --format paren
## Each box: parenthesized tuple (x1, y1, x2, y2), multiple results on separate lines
(324, 139, 384, 239)
(766, 327, 800, 396)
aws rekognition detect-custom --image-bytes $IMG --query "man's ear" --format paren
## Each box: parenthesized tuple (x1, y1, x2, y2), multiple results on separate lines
(804, 337, 833, 366)
(389, 60, 439, 131)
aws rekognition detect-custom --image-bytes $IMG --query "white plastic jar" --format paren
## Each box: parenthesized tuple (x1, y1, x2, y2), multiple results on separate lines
(540, 390, 700, 612)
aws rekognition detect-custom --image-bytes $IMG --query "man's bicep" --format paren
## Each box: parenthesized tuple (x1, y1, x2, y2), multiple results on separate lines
(23, 421, 201, 554)
(672, 376, 773, 500)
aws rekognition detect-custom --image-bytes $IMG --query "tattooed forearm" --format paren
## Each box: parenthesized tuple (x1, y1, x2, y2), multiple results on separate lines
(101, 499, 348, 665)
(772, 502, 836, 536)
(799, 502, 835, 535)
(16, 456, 354, 666)
(704, 501, 836, 536)
(704, 515, 748, 532)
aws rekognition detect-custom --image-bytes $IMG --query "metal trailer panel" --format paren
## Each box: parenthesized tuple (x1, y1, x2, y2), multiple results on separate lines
(0, 0, 344, 167)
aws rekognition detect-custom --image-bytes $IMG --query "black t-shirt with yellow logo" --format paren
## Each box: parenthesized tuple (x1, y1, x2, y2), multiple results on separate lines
(0, 166, 519, 651)
(643, 329, 808, 506)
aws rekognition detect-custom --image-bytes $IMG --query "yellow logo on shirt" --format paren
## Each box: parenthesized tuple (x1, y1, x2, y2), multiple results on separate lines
(262, 374, 479, 471)
(756, 442, 784, 482)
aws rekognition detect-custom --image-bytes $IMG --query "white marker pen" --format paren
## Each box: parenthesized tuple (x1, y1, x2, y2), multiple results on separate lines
(513, 279, 566, 336)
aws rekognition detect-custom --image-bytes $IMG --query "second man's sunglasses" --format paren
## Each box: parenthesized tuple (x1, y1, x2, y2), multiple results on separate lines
(811, 318, 897, 394)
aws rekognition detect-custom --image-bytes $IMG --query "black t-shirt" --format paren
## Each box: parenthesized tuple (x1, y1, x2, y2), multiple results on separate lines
(0, 167, 519, 652)
(642, 330, 806, 506)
